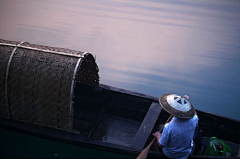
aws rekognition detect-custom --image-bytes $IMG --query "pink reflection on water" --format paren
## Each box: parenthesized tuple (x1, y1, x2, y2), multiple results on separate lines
(1, 0, 240, 120)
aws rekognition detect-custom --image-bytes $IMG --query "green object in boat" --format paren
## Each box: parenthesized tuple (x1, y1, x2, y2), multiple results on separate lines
(205, 137, 233, 157)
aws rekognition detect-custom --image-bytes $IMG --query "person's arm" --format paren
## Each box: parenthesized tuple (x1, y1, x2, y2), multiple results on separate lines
(153, 131, 165, 149)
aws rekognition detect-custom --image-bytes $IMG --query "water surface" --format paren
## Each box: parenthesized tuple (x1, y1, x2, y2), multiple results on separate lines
(0, 0, 239, 123)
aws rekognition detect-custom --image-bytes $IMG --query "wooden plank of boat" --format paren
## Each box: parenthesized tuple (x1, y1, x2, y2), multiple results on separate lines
(223, 141, 240, 158)
(130, 102, 162, 149)
(100, 84, 158, 101)
(197, 111, 240, 145)
(238, 146, 240, 157)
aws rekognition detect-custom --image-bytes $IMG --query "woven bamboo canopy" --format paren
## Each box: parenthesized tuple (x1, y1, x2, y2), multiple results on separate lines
(0, 39, 99, 131)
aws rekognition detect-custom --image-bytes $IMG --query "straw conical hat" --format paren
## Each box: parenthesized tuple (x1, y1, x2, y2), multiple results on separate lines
(159, 94, 195, 119)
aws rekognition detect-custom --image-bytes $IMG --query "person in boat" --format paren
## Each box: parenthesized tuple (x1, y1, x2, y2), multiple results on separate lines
(153, 94, 205, 159)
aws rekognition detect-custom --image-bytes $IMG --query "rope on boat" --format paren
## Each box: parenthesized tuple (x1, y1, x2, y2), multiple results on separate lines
(5, 41, 27, 118)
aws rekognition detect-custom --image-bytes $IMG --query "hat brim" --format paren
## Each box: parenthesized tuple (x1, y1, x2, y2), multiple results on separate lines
(159, 94, 196, 119)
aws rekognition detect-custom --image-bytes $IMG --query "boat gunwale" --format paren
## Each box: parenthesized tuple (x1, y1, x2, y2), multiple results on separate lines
(100, 84, 240, 124)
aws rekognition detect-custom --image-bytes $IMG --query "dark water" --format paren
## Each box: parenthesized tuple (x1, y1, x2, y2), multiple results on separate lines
(0, 0, 240, 157)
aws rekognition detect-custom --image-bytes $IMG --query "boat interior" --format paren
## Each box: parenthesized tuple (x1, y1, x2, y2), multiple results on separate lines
(73, 83, 153, 148)
(73, 83, 240, 157)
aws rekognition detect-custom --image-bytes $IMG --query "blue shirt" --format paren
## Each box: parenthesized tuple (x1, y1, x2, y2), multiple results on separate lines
(159, 115, 198, 159)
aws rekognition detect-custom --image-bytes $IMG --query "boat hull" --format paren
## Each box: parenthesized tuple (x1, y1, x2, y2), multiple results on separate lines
(0, 84, 239, 158)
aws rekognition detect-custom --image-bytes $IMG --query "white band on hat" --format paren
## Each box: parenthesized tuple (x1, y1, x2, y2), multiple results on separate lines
(167, 94, 191, 112)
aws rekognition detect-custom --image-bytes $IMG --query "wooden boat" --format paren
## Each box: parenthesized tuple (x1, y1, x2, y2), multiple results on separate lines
(0, 39, 239, 158)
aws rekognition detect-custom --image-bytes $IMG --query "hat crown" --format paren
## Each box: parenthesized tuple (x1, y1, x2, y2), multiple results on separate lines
(167, 94, 191, 112)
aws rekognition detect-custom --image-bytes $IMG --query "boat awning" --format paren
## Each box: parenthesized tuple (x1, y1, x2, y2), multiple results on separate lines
(0, 39, 99, 131)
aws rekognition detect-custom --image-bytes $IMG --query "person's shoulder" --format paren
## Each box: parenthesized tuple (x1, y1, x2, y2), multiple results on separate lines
(164, 122, 171, 129)
(164, 119, 176, 130)
(191, 114, 199, 123)
(193, 114, 198, 119)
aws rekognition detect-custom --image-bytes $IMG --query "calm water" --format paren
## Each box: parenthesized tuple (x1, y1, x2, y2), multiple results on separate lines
(0, 0, 240, 157)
